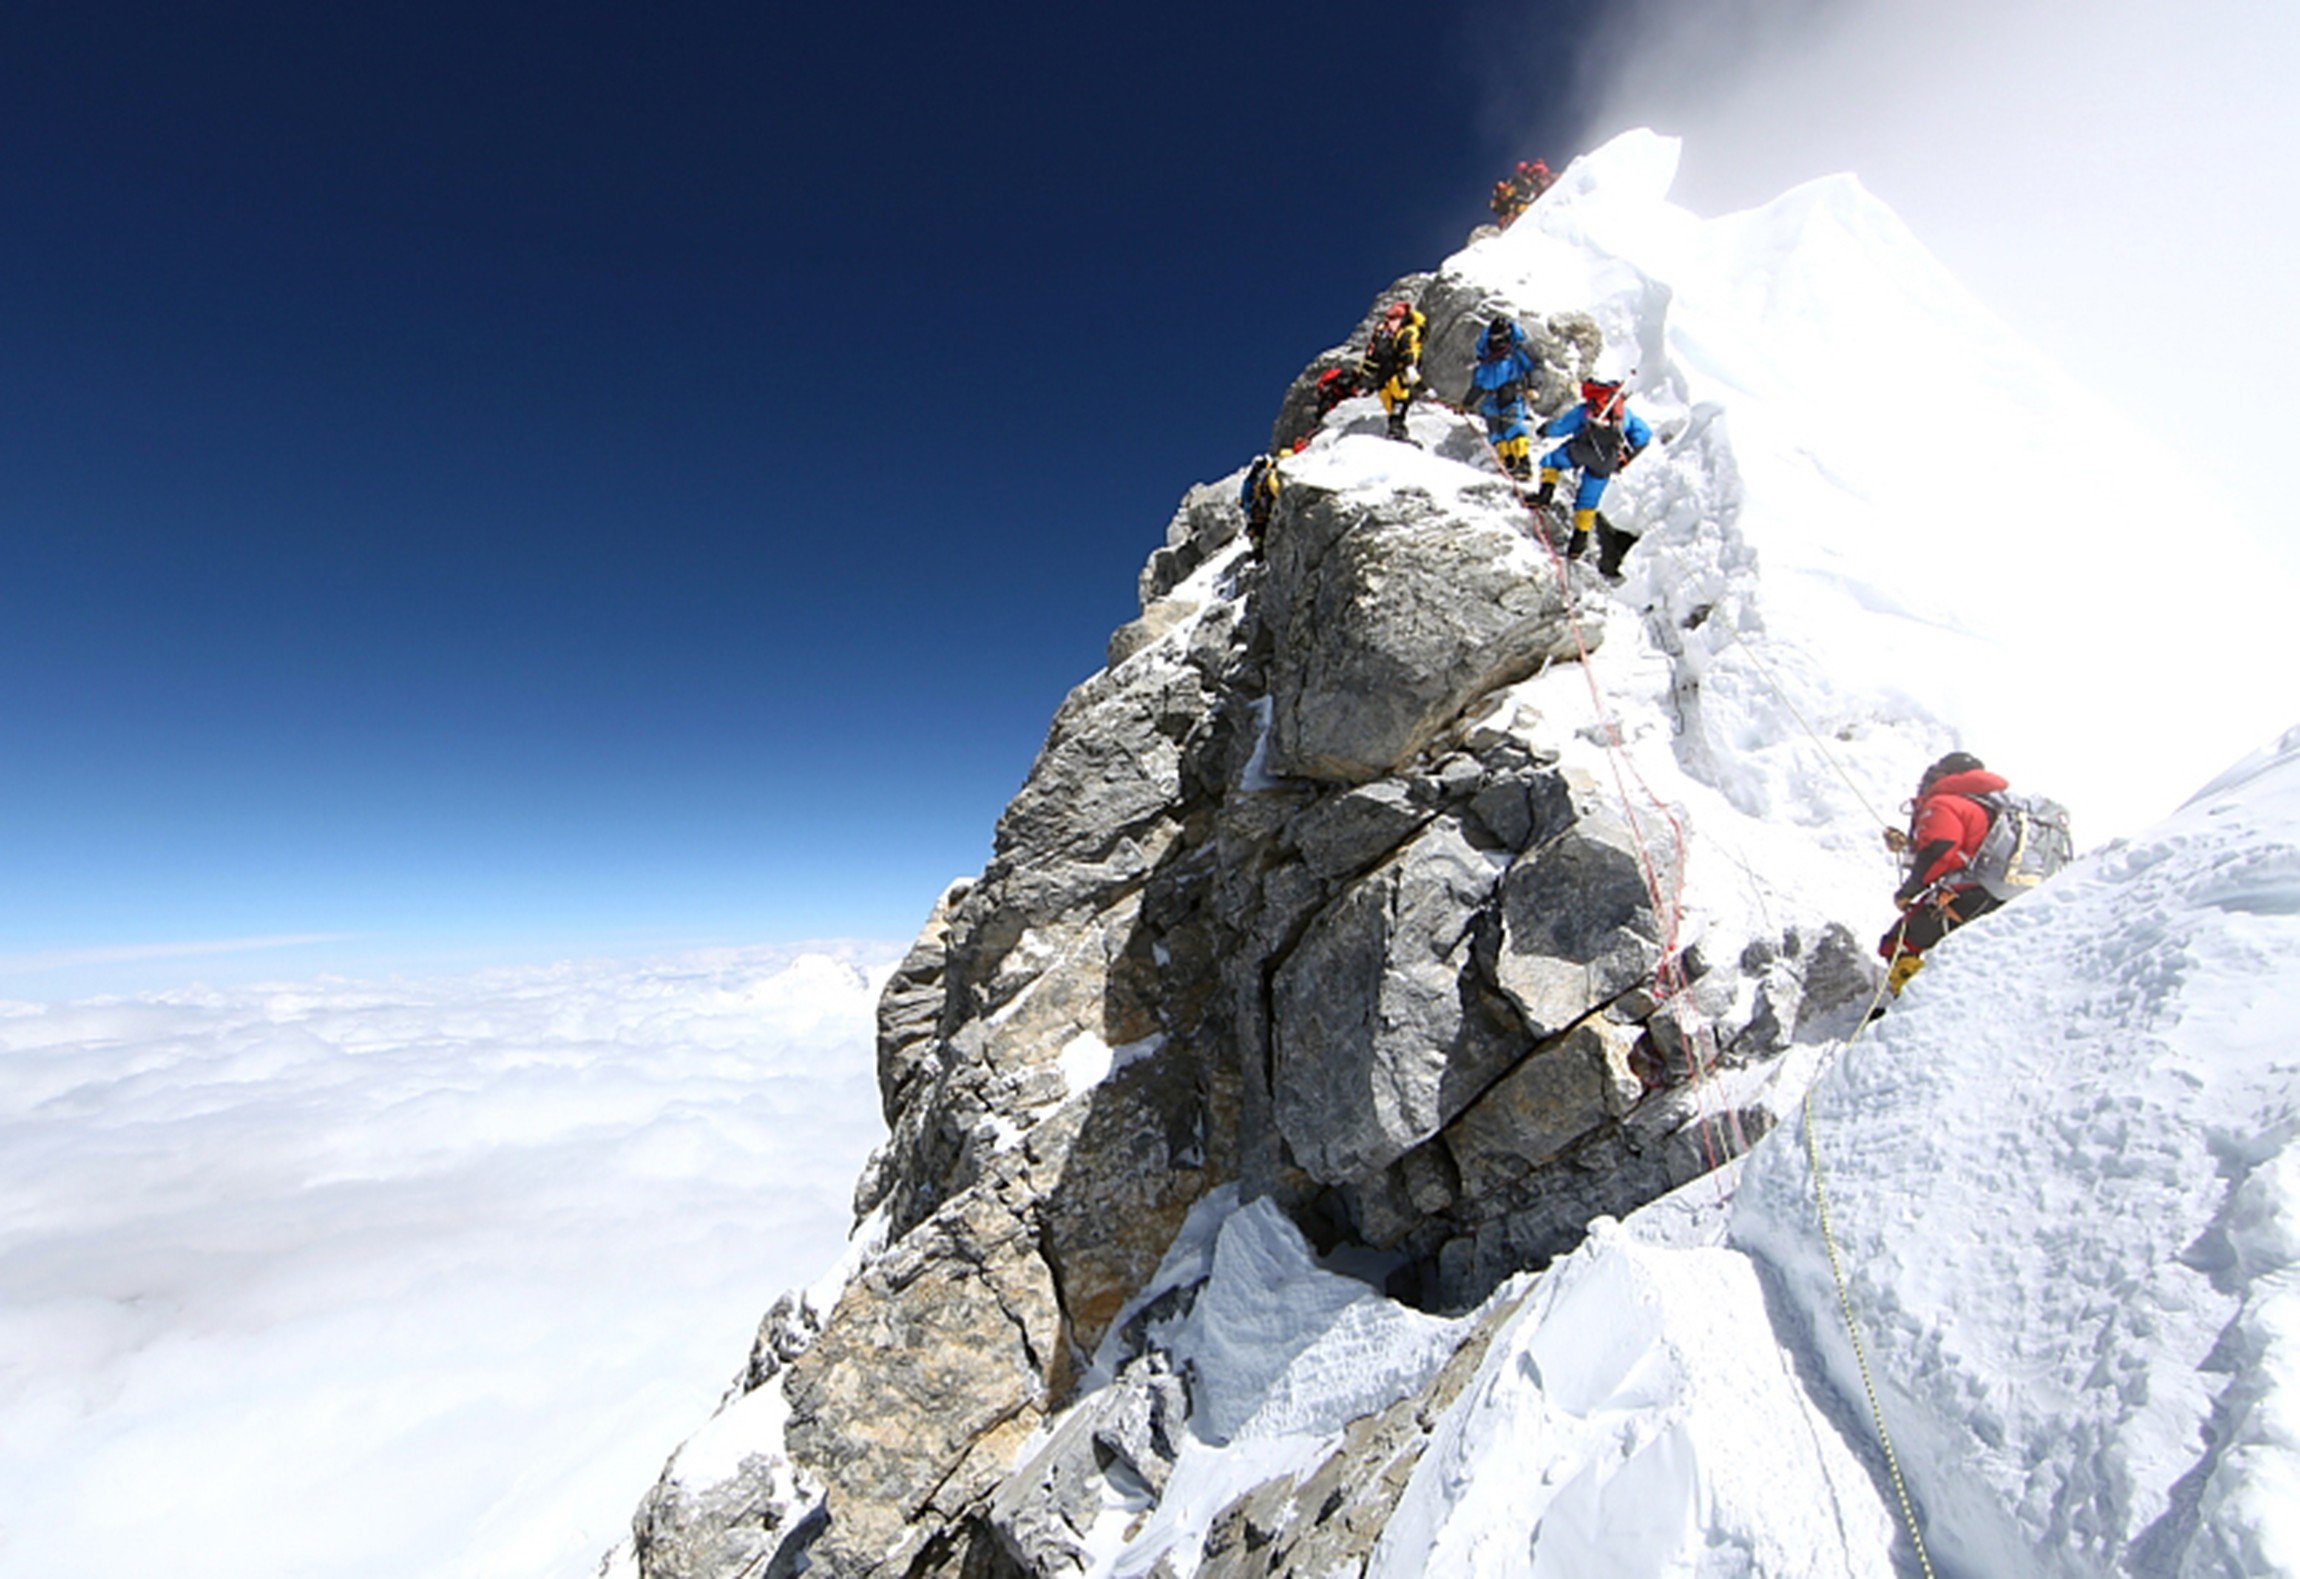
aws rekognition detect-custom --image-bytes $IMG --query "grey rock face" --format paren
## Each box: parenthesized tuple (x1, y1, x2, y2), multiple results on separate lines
(624, 270, 1879, 1578)
(1795, 921, 1883, 1034)
(1106, 597, 1202, 669)
(987, 1357, 1187, 1576)
(1441, 1018, 1640, 1200)
(1139, 478, 1247, 606)
(1491, 791, 1664, 1038)
(874, 880, 969, 1130)
(1270, 818, 1520, 1185)
(630, 1449, 822, 1579)
(782, 1176, 1061, 1578)
(1261, 473, 1590, 785)
(1283, 779, 1432, 884)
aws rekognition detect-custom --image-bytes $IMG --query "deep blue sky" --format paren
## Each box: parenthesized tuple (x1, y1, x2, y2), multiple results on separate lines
(0, 2, 1591, 987)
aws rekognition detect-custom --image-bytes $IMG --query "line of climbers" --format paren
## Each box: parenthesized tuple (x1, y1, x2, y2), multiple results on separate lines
(1489, 159, 1556, 227)
(1241, 296, 1652, 577)
(1242, 242, 2079, 1007)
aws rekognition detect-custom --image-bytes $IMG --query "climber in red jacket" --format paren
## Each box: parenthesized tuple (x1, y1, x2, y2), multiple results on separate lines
(1877, 751, 2007, 992)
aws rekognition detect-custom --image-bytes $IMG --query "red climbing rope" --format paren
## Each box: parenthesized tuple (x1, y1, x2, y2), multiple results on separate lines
(1511, 484, 1746, 1171)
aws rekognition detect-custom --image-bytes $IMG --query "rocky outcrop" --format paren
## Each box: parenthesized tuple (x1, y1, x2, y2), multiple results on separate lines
(1268, 273, 1600, 457)
(618, 263, 1881, 1579)
(985, 1355, 1187, 1575)
(783, 1175, 1061, 1576)
(1260, 454, 1592, 784)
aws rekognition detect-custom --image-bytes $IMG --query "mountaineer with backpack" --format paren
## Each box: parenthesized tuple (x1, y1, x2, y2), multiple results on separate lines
(1531, 378, 1651, 565)
(1360, 300, 1426, 443)
(1878, 751, 2075, 993)
(1470, 317, 1543, 481)
(1489, 176, 1524, 226)
(1240, 452, 1283, 547)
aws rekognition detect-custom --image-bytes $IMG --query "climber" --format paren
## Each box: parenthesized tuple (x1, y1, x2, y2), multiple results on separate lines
(1240, 452, 1283, 546)
(1470, 316, 1543, 480)
(1360, 299, 1426, 443)
(1531, 378, 1651, 562)
(1876, 751, 2008, 993)
(1488, 160, 1555, 227)
(1314, 364, 1366, 421)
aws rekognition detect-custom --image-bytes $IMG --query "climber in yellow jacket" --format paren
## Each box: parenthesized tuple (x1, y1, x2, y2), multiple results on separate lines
(1360, 300, 1425, 443)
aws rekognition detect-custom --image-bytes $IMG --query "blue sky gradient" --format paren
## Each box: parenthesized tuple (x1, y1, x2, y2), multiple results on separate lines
(1, 2, 1589, 989)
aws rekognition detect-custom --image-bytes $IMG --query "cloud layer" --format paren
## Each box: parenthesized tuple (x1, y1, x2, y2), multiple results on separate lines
(0, 944, 896, 1578)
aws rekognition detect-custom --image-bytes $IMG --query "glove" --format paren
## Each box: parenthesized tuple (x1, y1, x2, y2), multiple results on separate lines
(1620, 445, 1644, 469)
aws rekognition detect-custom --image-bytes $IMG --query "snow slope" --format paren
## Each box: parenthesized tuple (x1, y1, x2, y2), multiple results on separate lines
(1737, 724, 2300, 1577)
(0, 945, 893, 1579)
(1452, 129, 2295, 876)
(1371, 1218, 1898, 1579)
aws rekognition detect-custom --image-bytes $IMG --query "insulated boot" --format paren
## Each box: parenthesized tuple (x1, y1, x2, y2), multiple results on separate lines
(1386, 410, 1410, 442)
(1594, 514, 1635, 580)
(1886, 953, 1925, 996)
(1567, 507, 1597, 558)
(1531, 469, 1559, 508)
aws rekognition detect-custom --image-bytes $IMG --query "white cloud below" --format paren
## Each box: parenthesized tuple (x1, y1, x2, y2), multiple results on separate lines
(0, 932, 358, 974)
(0, 943, 897, 1579)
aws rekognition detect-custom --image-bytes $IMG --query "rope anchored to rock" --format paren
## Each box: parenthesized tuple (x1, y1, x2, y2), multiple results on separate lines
(1505, 459, 1745, 1173)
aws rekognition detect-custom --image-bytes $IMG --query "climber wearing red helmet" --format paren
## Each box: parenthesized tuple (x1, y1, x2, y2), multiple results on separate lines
(1489, 159, 1556, 226)
(1531, 378, 1651, 564)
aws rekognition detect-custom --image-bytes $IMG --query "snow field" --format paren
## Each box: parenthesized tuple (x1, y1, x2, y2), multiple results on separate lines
(1735, 724, 2300, 1578)
(1371, 1221, 1899, 1578)
(1455, 130, 2297, 851)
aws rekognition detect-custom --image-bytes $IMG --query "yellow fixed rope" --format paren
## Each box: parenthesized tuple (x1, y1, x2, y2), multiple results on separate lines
(1800, 965, 1938, 1579)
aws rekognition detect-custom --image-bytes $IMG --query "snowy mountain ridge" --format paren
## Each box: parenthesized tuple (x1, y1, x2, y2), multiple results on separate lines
(609, 131, 2300, 1578)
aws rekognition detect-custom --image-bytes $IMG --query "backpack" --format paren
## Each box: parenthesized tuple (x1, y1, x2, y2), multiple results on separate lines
(1567, 417, 1628, 477)
(1964, 792, 2075, 901)
(1365, 322, 1402, 376)
(1240, 455, 1270, 514)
